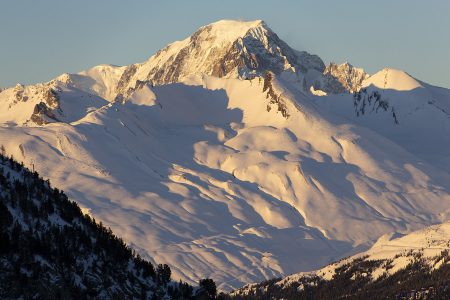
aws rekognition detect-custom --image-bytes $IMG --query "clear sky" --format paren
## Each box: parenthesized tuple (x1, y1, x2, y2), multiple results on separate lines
(1, 0, 449, 88)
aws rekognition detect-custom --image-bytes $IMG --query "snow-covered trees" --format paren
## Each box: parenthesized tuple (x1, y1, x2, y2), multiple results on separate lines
(353, 88, 399, 124)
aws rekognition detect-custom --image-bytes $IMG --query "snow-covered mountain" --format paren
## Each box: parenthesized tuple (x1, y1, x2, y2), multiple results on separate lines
(231, 221, 450, 299)
(113, 20, 324, 100)
(0, 19, 449, 291)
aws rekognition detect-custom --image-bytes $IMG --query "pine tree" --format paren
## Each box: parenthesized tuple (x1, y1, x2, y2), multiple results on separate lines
(198, 278, 217, 299)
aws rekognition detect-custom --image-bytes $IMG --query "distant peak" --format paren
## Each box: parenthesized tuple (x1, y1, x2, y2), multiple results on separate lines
(381, 67, 407, 74)
(192, 19, 271, 46)
(364, 67, 422, 91)
(319, 61, 369, 93)
(328, 61, 355, 69)
(206, 19, 266, 29)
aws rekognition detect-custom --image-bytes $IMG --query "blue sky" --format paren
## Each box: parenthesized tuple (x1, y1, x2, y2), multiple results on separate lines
(1, 0, 449, 88)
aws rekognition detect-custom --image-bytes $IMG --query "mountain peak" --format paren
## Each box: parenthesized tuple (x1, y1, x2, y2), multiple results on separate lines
(203, 19, 266, 31)
(187, 19, 272, 52)
(114, 19, 324, 99)
(364, 67, 422, 91)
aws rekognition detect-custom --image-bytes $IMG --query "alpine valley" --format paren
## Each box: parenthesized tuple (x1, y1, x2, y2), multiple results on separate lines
(1, 19, 450, 293)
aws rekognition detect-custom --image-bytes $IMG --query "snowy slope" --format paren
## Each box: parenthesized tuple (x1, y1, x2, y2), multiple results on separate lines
(56, 64, 127, 101)
(0, 64, 124, 126)
(0, 81, 108, 126)
(0, 19, 450, 291)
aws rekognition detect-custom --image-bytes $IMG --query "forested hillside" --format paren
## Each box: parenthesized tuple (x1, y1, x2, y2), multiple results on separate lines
(0, 153, 219, 299)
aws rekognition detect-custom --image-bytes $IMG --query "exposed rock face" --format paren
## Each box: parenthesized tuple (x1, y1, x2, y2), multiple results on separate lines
(115, 20, 325, 100)
(30, 102, 52, 125)
(30, 102, 59, 125)
(263, 72, 290, 118)
(12, 84, 26, 103)
(115, 64, 138, 100)
(294, 50, 326, 73)
(42, 88, 60, 109)
(29, 88, 61, 125)
(316, 62, 369, 94)
(54, 73, 73, 86)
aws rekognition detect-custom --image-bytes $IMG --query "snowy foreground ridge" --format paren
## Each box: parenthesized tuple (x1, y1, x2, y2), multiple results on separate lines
(1, 19, 450, 290)
(231, 221, 450, 298)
